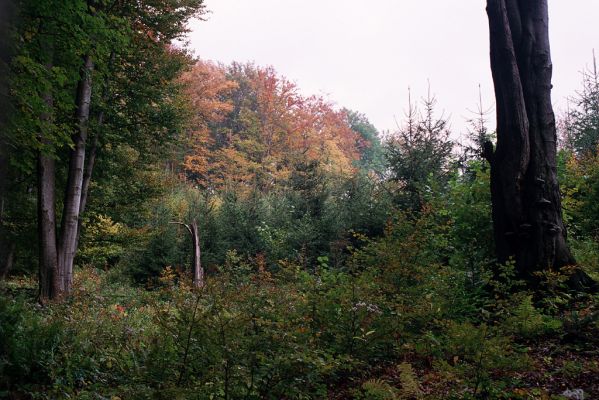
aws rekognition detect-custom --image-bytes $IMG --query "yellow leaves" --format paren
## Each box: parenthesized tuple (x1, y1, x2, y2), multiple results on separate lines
(159, 266, 178, 287)
(180, 61, 363, 191)
(87, 215, 122, 237)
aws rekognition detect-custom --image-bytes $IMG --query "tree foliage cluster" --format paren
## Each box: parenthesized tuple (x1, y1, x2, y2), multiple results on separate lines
(561, 54, 599, 157)
(0, 0, 206, 299)
(181, 60, 367, 192)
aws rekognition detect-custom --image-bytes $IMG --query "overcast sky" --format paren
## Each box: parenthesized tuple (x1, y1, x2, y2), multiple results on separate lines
(186, 0, 599, 137)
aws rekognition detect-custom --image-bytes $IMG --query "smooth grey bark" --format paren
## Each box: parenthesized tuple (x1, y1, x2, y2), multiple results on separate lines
(190, 219, 203, 288)
(171, 220, 204, 288)
(75, 124, 98, 250)
(485, 0, 596, 290)
(76, 51, 115, 252)
(58, 54, 94, 294)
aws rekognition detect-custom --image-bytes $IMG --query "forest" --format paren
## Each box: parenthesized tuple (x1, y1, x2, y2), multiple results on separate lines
(0, 0, 598, 399)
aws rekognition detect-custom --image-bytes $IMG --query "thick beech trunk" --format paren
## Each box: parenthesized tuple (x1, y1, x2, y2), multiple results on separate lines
(58, 54, 94, 293)
(38, 140, 61, 300)
(486, 0, 596, 290)
(38, 83, 62, 301)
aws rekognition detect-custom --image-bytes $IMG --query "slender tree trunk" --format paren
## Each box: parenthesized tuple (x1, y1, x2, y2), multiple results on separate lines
(190, 219, 203, 288)
(75, 51, 114, 251)
(485, 0, 596, 290)
(58, 54, 94, 294)
(1, 0, 16, 283)
(1, 242, 16, 280)
(0, 141, 9, 280)
(170, 220, 204, 288)
(75, 116, 99, 250)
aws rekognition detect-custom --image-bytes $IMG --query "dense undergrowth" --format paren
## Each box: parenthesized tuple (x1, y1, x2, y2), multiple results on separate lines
(2, 207, 598, 399)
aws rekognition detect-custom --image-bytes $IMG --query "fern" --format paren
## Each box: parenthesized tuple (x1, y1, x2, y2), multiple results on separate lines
(359, 379, 399, 400)
(397, 362, 422, 399)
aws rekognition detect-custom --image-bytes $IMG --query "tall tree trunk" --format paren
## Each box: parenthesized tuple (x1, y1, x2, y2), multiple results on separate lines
(38, 135, 61, 300)
(1, 242, 16, 280)
(0, 0, 15, 283)
(34, 36, 63, 301)
(75, 127, 98, 250)
(0, 140, 9, 280)
(58, 54, 94, 294)
(190, 219, 203, 289)
(485, 0, 596, 290)
(37, 51, 62, 300)
(76, 51, 114, 251)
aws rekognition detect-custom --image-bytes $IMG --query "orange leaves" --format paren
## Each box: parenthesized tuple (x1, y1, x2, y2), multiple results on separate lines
(180, 61, 363, 191)
(180, 61, 237, 188)
(180, 60, 237, 127)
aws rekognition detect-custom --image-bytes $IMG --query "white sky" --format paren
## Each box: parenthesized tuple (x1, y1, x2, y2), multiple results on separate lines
(186, 0, 599, 136)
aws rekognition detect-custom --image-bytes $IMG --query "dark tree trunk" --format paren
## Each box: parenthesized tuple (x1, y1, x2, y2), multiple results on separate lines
(37, 77, 63, 301)
(0, 0, 15, 283)
(58, 54, 94, 294)
(486, 0, 596, 291)
(38, 140, 61, 300)
(0, 139, 9, 280)
(1, 242, 16, 280)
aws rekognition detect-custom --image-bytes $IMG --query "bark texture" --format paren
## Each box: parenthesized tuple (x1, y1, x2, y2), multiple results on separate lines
(76, 51, 115, 251)
(486, 0, 596, 290)
(38, 50, 103, 300)
(38, 136, 60, 300)
(75, 126, 98, 250)
(38, 85, 62, 301)
(58, 54, 94, 293)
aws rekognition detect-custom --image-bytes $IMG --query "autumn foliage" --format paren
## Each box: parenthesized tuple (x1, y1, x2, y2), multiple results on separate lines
(181, 61, 364, 191)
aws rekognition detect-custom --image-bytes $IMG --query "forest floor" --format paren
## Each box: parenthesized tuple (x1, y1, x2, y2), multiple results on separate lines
(329, 333, 599, 399)
(2, 273, 598, 400)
